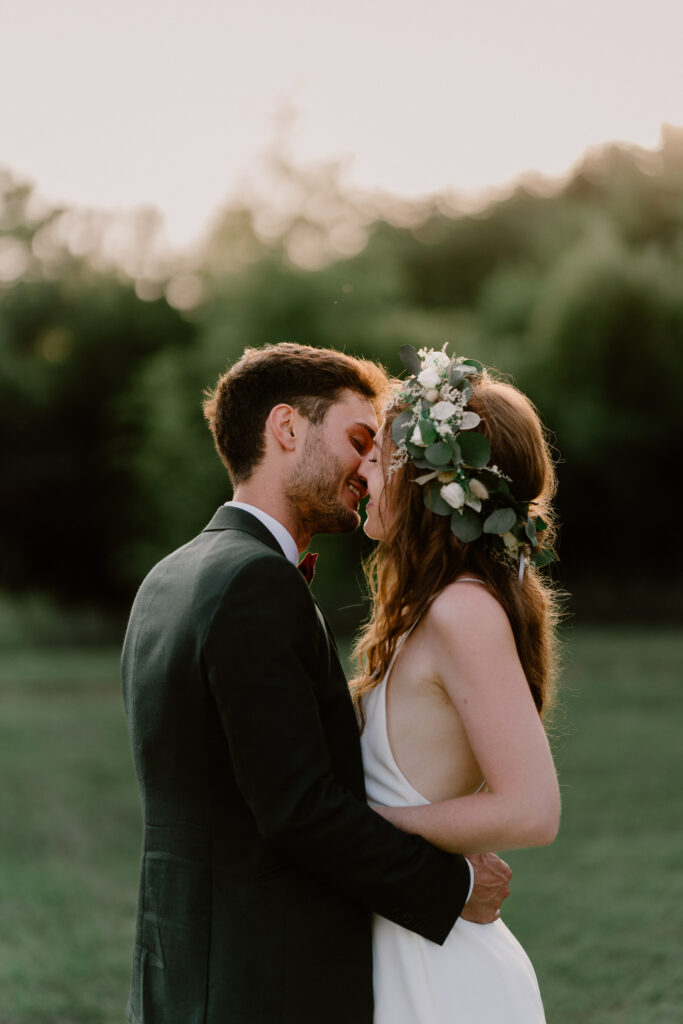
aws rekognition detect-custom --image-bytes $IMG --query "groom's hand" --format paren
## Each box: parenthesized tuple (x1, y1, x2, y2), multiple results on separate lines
(459, 852, 512, 924)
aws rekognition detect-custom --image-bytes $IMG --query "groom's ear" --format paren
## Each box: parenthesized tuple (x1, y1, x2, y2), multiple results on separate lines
(267, 404, 299, 453)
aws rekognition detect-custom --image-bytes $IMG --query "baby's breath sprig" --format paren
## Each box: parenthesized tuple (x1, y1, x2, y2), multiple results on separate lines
(390, 344, 555, 574)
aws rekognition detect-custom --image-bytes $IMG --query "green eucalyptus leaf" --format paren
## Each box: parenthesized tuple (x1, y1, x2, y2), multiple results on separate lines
(457, 431, 490, 468)
(424, 480, 453, 516)
(418, 419, 437, 446)
(483, 506, 517, 534)
(535, 515, 548, 532)
(425, 441, 452, 466)
(450, 506, 484, 542)
(461, 358, 483, 374)
(532, 548, 555, 567)
(525, 518, 538, 545)
(477, 468, 501, 490)
(449, 365, 465, 386)
(391, 410, 413, 447)
(405, 441, 424, 458)
(448, 438, 462, 463)
(399, 345, 422, 375)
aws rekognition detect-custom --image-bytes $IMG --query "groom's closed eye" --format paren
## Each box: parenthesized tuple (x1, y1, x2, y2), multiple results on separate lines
(350, 427, 374, 456)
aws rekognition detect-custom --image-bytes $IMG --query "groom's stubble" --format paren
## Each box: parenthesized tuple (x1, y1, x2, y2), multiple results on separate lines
(285, 425, 360, 538)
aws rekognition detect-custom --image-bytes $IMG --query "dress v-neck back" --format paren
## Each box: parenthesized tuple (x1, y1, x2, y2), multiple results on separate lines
(361, 576, 485, 809)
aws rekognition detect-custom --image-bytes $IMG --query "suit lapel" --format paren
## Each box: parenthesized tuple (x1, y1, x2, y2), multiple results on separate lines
(203, 505, 343, 662)
(202, 505, 288, 559)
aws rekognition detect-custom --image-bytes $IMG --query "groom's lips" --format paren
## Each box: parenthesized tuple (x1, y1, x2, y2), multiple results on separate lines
(346, 479, 367, 508)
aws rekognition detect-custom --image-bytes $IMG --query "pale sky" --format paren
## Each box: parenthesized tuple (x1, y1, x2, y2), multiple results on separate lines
(1, 0, 682, 249)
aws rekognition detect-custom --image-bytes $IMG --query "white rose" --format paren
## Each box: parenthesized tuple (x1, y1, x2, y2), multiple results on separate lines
(427, 350, 451, 372)
(431, 400, 458, 421)
(460, 410, 481, 430)
(424, 388, 440, 403)
(502, 531, 517, 548)
(436, 420, 453, 437)
(417, 366, 441, 389)
(469, 478, 489, 500)
(410, 424, 427, 447)
(440, 482, 466, 509)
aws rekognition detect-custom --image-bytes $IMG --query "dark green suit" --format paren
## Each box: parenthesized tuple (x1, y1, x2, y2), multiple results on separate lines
(122, 505, 470, 1023)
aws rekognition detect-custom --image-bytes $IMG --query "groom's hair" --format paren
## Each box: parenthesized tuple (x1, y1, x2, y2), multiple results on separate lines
(203, 342, 388, 484)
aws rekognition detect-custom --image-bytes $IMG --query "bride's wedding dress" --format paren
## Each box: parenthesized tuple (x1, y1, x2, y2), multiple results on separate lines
(360, 633, 546, 1023)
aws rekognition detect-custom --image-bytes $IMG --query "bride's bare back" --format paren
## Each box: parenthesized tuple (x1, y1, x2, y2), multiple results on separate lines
(376, 576, 559, 855)
(384, 577, 487, 803)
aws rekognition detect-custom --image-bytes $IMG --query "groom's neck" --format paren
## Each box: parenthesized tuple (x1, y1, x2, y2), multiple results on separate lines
(232, 481, 310, 554)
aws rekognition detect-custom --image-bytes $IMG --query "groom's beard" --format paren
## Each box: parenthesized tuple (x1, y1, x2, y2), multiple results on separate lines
(285, 436, 360, 537)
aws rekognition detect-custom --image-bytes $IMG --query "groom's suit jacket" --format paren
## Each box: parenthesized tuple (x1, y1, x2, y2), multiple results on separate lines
(122, 505, 471, 1024)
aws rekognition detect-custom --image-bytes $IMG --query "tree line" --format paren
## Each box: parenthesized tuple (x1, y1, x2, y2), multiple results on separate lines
(2, 127, 682, 631)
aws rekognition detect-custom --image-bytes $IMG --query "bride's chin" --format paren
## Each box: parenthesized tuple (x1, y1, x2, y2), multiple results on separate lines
(363, 514, 386, 541)
(363, 517, 379, 540)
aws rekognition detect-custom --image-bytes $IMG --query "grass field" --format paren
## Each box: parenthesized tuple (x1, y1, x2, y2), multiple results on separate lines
(0, 628, 681, 1023)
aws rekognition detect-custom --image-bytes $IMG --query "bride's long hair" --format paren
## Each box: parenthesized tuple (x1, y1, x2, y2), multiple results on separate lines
(351, 369, 564, 725)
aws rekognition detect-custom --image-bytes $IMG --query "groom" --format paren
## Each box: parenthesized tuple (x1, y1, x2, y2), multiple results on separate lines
(122, 342, 511, 1024)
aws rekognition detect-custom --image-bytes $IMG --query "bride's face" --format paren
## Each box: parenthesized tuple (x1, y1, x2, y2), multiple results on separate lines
(359, 424, 398, 541)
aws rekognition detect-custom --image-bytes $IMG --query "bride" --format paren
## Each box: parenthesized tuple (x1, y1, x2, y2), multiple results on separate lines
(353, 346, 562, 1023)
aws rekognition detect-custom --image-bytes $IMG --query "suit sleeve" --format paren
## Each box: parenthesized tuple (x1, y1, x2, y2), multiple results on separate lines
(203, 554, 471, 944)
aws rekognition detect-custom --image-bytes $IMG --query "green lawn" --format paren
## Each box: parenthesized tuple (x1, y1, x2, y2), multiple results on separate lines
(0, 628, 680, 1023)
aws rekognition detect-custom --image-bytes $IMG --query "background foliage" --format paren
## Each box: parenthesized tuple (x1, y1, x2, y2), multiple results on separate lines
(2, 129, 683, 633)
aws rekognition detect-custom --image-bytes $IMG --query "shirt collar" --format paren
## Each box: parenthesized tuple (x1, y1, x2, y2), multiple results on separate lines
(225, 501, 299, 566)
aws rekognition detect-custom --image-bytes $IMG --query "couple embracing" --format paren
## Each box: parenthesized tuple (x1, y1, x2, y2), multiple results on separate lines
(122, 341, 562, 1023)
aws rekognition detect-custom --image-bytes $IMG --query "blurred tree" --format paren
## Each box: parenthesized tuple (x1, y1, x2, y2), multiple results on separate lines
(0, 265, 194, 606)
(3, 128, 683, 624)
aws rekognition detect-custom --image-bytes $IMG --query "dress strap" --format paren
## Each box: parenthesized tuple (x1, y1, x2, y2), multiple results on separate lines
(385, 617, 421, 676)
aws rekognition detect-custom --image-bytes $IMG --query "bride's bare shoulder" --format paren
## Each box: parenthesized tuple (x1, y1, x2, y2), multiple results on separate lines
(424, 578, 514, 652)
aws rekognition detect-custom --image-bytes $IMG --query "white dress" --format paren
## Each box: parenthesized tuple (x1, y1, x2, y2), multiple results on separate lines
(360, 606, 546, 1023)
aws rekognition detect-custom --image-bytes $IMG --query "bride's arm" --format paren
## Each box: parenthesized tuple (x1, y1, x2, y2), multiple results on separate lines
(374, 584, 561, 855)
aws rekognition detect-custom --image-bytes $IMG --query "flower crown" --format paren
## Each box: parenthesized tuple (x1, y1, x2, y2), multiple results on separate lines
(389, 344, 555, 575)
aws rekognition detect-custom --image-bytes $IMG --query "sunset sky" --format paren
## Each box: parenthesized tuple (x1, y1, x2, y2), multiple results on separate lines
(2, 0, 682, 248)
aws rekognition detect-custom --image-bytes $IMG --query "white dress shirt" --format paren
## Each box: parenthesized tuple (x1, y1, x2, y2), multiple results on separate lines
(225, 501, 299, 566)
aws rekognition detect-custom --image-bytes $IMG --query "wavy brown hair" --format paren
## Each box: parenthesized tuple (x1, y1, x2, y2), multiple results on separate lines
(352, 369, 564, 724)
